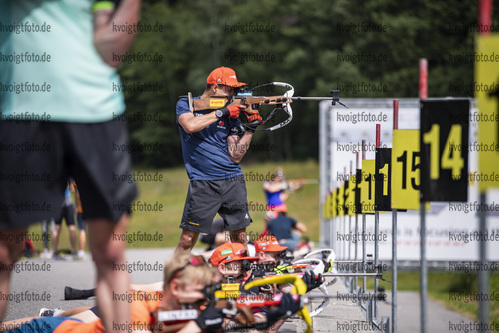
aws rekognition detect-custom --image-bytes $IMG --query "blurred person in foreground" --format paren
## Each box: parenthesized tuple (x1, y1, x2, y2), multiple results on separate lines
(0, 0, 141, 330)
(2, 253, 223, 333)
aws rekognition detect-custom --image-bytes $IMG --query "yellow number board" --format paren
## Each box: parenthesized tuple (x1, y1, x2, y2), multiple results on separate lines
(391, 130, 421, 209)
(476, 34, 499, 192)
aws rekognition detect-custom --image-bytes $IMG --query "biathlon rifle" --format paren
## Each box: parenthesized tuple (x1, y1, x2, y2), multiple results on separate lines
(211, 276, 311, 333)
(183, 83, 347, 132)
(153, 276, 309, 333)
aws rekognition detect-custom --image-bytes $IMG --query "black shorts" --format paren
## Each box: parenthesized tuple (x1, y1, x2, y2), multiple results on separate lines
(0, 120, 138, 229)
(180, 175, 252, 234)
(76, 212, 86, 231)
(54, 204, 75, 226)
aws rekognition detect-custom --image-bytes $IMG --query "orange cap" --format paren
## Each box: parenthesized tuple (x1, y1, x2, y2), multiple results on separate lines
(206, 67, 247, 87)
(210, 242, 258, 266)
(254, 235, 288, 253)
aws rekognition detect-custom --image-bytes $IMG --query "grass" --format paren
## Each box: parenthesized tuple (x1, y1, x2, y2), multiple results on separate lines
(366, 270, 499, 323)
(28, 159, 320, 251)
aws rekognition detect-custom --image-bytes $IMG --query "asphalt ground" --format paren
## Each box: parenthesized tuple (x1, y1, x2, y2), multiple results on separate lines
(4, 249, 469, 332)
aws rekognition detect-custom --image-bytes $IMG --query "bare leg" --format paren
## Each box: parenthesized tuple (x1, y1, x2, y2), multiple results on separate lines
(229, 228, 248, 253)
(68, 225, 77, 253)
(214, 232, 228, 247)
(58, 306, 92, 317)
(41, 221, 49, 251)
(79, 229, 86, 252)
(52, 224, 61, 254)
(174, 229, 200, 255)
(0, 228, 27, 321)
(87, 214, 129, 333)
(130, 281, 163, 292)
(70, 309, 99, 323)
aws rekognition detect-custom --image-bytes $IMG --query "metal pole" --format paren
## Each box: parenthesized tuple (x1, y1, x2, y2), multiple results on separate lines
(355, 152, 360, 290)
(419, 59, 428, 100)
(319, 103, 327, 247)
(479, 192, 489, 331)
(392, 210, 398, 333)
(392, 99, 399, 333)
(420, 202, 427, 333)
(355, 213, 359, 261)
(291, 96, 337, 101)
(343, 167, 347, 261)
(349, 216, 352, 261)
(477, 3, 492, 330)
(322, 273, 382, 278)
(362, 140, 367, 293)
(339, 211, 343, 260)
(331, 208, 335, 250)
(374, 124, 381, 322)
(419, 58, 428, 333)
(329, 107, 336, 251)
(349, 161, 353, 261)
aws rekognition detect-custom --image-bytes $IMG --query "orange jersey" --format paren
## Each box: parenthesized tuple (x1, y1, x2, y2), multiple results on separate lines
(54, 291, 162, 333)
(73, 181, 83, 213)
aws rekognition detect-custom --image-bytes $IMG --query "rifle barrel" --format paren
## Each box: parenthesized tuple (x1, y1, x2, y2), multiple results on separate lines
(291, 97, 335, 101)
(322, 273, 381, 278)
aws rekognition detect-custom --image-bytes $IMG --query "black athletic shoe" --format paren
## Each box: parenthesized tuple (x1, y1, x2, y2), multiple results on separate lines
(64, 286, 95, 300)
(65, 286, 84, 300)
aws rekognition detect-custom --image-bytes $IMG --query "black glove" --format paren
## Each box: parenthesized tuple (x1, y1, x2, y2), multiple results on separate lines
(302, 271, 323, 292)
(266, 293, 301, 325)
(194, 301, 225, 332)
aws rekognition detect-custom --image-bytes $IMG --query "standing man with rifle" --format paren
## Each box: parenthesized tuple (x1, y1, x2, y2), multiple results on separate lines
(175, 67, 262, 254)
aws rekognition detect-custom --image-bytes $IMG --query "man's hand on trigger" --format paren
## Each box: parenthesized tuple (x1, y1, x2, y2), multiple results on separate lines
(243, 110, 262, 133)
(220, 104, 246, 118)
(244, 109, 263, 123)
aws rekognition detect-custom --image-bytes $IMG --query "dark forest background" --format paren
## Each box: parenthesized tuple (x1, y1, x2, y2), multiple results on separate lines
(120, 0, 498, 168)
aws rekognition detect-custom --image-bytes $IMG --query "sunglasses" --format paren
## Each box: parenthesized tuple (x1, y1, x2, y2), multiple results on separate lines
(181, 255, 207, 270)
(170, 255, 208, 283)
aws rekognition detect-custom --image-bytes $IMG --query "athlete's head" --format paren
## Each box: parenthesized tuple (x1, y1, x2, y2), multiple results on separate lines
(210, 242, 258, 283)
(162, 253, 214, 310)
(254, 235, 288, 265)
(274, 167, 285, 182)
(151, 254, 215, 332)
(205, 66, 246, 97)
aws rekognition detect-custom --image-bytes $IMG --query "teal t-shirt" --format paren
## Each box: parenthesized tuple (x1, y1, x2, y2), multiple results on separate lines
(0, 0, 125, 122)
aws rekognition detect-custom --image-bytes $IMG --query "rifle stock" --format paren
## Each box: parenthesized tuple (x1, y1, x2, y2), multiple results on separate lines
(190, 94, 292, 113)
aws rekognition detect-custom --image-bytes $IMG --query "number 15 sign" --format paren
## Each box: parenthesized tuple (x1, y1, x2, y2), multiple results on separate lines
(420, 99, 470, 202)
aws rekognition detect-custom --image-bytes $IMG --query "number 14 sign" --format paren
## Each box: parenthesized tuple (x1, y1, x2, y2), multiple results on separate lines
(420, 99, 470, 202)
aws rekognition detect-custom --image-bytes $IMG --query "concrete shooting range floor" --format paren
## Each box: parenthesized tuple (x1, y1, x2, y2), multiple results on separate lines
(5, 248, 470, 332)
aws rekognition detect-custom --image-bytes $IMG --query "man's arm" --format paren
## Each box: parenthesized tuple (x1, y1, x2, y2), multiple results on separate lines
(93, 0, 142, 67)
(178, 104, 245, 134)
(294, 222, 307, 234)
(263, 181, 286, 193)
(178, 111, 219, 134)
(227, 132, 254, 164)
